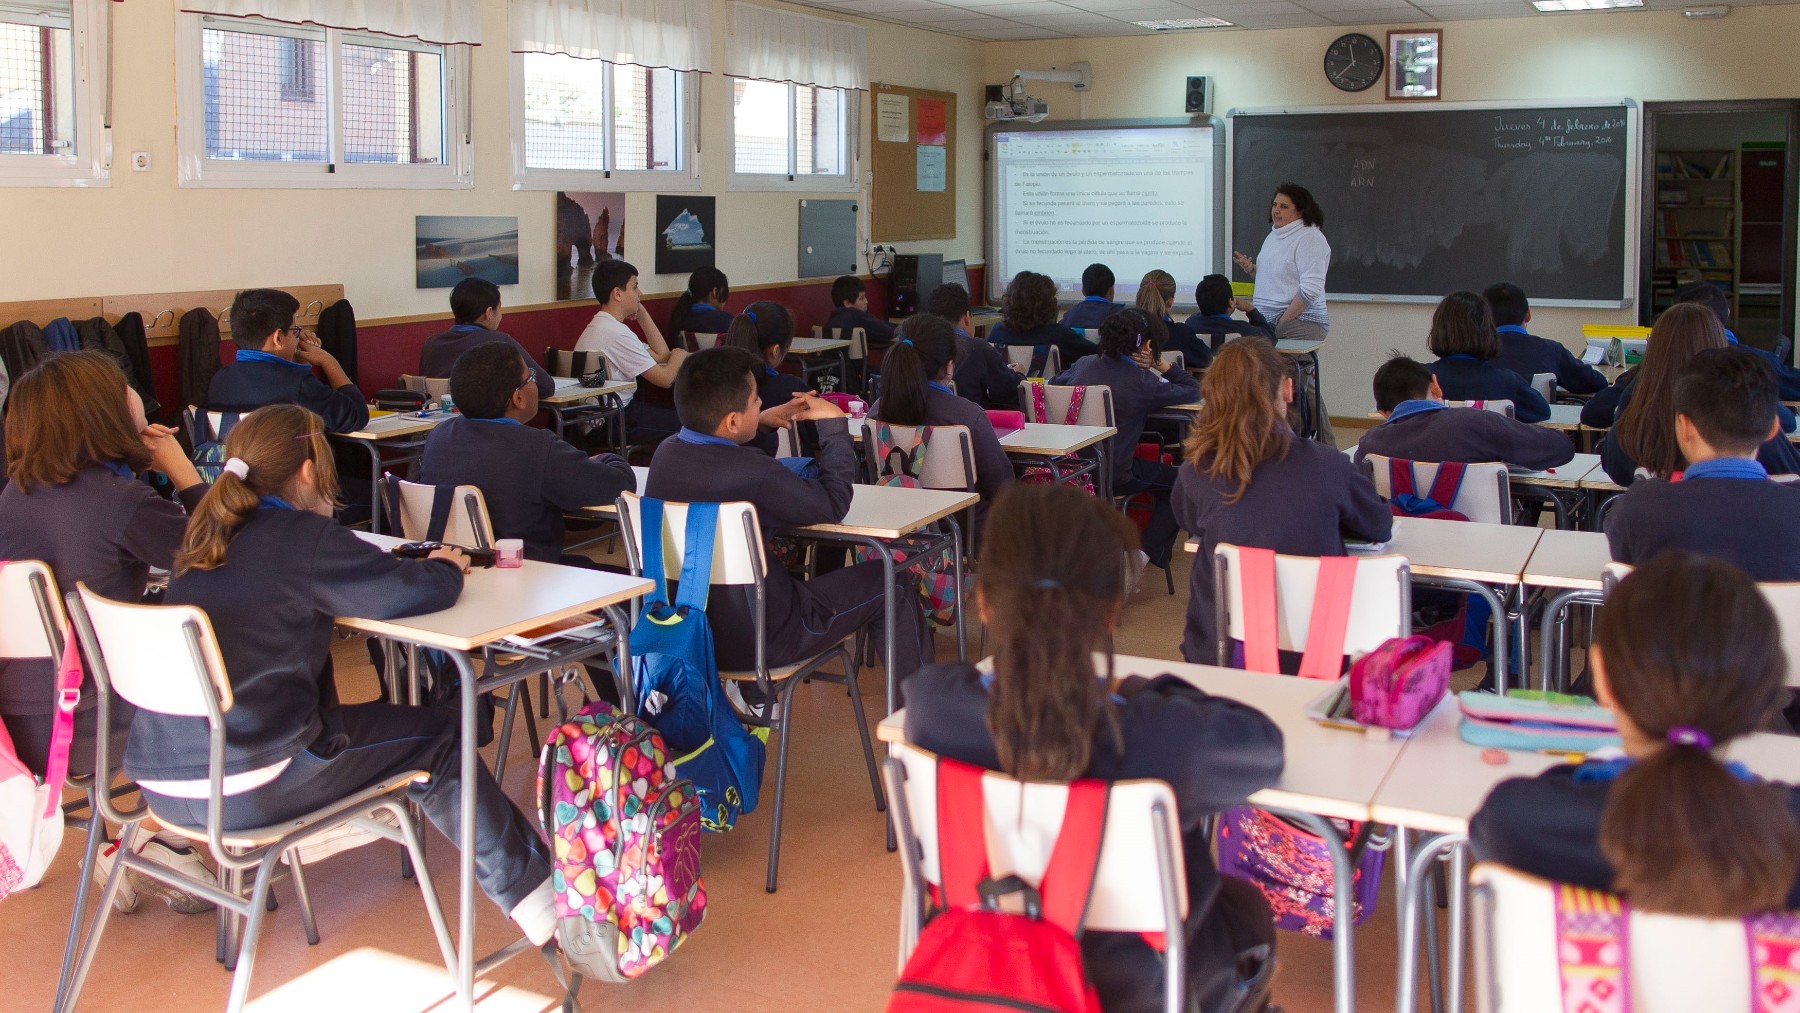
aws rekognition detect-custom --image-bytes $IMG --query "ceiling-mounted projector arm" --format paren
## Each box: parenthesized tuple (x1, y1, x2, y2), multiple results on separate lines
(1010, 61, 1092, 92)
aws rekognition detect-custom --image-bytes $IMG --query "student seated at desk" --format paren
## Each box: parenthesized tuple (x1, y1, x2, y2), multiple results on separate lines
(1482, 282, 1609, 396)
(1605, 348, 1800, 579)
(1057, 309, 1199, 571)
(1137, 269, 1210, 369)
(906, 484, 1282, 1011)
(1471, 552, 1800, 915)
(206, 288, 368, 434)
(1185, 273, 1274, 355)
(667, 267, 735, 338)
(1353, 353, 1574, 471)
(574, 260, 686, 442)
(1598, 304, 1800, 486)
(419, 277, 551, 398)
(1679, 280, 1800, 401)
(645, 347, 931, 682)
(720, 300, 809, 457)
(141, 406, 559, 945)
(1173, 338, 1391, 668)
(874, 315, 1015, 518)
(1059, 262, 1125, 330)
(824, 275, 895, 346)
(1423, 291, 1551, 424)
(928, 282, 1021, 412)
(416, 342, 635, 566)
(987, 270, 1100, 370)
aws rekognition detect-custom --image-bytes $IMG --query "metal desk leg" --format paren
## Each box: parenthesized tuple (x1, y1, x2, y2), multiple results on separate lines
(1446, 840, 1469, 1013)
(361, 440, 384, 534)
(1414, 577, 1509, 693)
(1537, 588, 1603, 693)
(949, 517, 967, 663)
(1507, 584, 1529, 694)
(1395, 833, 1467, 1013)
(603, 603, 634, 711)
(444, 650, 481, 1008)
(1269, 807, 1356, 1013)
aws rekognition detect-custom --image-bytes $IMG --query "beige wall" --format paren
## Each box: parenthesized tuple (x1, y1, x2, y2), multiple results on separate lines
(0, 0, 986, 317)
(986, 7, 1800, 413)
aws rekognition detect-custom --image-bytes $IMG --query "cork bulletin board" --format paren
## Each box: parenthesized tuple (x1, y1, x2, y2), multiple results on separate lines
(870, 82, 957, 242)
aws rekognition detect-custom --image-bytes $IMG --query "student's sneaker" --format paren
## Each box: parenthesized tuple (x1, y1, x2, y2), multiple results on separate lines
(94, 833, 217, 914)
(280, 808, 400, 868)
(1126, 550, 1150, 595)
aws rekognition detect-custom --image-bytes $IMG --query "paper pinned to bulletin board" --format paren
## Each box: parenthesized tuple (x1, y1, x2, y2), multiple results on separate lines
(877, 93, 909, 143)
(871, 82, 957, 242)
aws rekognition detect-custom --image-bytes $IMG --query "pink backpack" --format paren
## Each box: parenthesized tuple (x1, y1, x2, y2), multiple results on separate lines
(1019, 382, 1096, 495)
(0, 562, 80, 900)
(860, 422, 964, 627)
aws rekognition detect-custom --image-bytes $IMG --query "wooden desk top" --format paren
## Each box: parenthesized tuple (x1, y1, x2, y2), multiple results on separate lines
(1272, 339, 1325, 355)
(998, 422, 1115, 456)
(1578, 470, 1625, 493)
(1521, 528, 1612, 592)
(1540, 404, 1585, 431)
(338, 412, 444, 441)
(789, 337, 851, 354)
(1509, 453, 1599, 490)
(543, 378, 633, 405)
(790, 485, 979, 540)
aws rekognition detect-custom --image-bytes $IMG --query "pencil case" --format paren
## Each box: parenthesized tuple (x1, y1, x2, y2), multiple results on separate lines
(1456, 690, 1619, 753)
(986, 410, 1025, 434)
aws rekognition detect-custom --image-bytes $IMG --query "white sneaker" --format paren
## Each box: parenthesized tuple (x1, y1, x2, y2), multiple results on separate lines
(131, 835, 217, 914)
(91, 838, 141, 914)
(1127, 550, 1150, 595)
(281, 809, 400, 868)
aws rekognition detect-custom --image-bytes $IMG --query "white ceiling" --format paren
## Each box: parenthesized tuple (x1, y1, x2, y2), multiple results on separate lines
(795, 0, 1789, 41)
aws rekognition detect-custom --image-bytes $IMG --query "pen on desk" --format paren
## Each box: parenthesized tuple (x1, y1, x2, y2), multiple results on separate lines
(1538, 749, 1587, 761)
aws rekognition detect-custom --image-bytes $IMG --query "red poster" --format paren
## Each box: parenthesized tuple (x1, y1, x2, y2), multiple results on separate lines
(916, 99, 947, 146)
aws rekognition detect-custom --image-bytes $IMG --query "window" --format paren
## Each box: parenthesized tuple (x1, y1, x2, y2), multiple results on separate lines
(511, 52, 694, 191)
(0, 0, 107, 186)
(728, 79, 853, 191)
(177, 14, 469, 188)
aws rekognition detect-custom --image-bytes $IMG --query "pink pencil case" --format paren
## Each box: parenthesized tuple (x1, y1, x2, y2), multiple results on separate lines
(986, 410, 1025, 434)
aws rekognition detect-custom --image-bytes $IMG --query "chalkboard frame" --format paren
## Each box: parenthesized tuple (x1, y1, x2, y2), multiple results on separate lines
(983, 116, 1227, 309)
(1226, 99, 1641, 309)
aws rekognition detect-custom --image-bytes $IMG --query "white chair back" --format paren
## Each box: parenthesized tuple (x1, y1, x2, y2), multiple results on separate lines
(1362, 454, 1513, 524)
(685, 332, 723, 351)
(616, 492, 765, 587)
(1605, 560, 1800, 688)
(862, 419, 977, 491)
(1213, 544, 1410, 664)
(386, 478, 495, 548)
(0, 560, 62, 661)
(816, 324, 869, 362)
(1023, 383, 1115, 428)
(1529, 373, 1556, 404)
(183, 406, 246, 447)
(1161, 350, 1186, 373)
(1448, 399, 1517, 419)
(400, 374, 452, 399)
(773, 425, 797, 458)
(73, 584, 231, 719)
(1004, 344, 1062, 379)
(545, 348, 604, 378)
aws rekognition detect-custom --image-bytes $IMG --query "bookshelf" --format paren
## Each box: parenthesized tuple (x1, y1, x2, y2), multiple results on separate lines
(1653, 149, 1738, 317)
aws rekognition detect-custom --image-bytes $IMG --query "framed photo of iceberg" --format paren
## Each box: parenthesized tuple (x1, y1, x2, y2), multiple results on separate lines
(655, 195, 716, 275)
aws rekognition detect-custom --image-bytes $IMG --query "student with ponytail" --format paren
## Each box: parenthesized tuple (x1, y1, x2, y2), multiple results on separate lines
(1173, 338, 1390, 666)
(667, 267, 733, 337)
(1472, 552, 1800, 916)
(872, 314, 1014, 510)
(722, 300, 808, 456)
(1135, 268, 1210, 368)
(906, 484, 1284, 1010)
(133, 405, 560, 945)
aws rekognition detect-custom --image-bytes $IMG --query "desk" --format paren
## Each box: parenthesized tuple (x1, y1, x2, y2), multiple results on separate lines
(1522, 529, 1612, 692)
(332, 412, 447, 534)
(580, 466, 650, 519)
(1539, 403, 1584, 431)
(338, 535, 651, 1009)
(1508, 453, 1599, 529)
(787, 336, 852, 388)
(542, 377, 632, 448)
(999, 422, 1116, 493)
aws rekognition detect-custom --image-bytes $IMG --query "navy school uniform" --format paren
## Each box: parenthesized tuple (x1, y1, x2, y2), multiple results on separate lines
(751, 366, 809, 456)
(1604, 458, 1800, 581)
(1172, 439, 1392, 666)
(672, 303, 736, 338)
(953, 329, 1023, 411)
(416, 415, 636, 563)
(1060, 296, 1125, 330)
(1426, 355, 1551, 424)
(1730, 329, 1800, 402)
(1352, 401, 1575, 472)
(1185, 310, 1276, 352)
(419, 326, 552, 398)
(905, 662, 1283, 1012)
(1596, 377, 1800, 486)
(825, 306, 896, 346)
(987, 321, 1101, 371)
(1493, 325, 1609, 396)
(206, 349, 369, 433)
(873, 382, 1016, 524)
(644, 425, 931, 681)
(1162, 317, 1213, 369)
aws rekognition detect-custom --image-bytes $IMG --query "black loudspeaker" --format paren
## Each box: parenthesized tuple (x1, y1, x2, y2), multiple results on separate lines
(889, 254, 943, 319)
(1185, 76, 1209, 115)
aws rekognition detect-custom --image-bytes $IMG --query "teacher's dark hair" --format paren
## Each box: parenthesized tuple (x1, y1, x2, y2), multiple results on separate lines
(1276, 182, 1324, 228)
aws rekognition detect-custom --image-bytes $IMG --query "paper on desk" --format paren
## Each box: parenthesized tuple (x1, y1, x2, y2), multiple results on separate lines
(1580, 343, 1606, 365)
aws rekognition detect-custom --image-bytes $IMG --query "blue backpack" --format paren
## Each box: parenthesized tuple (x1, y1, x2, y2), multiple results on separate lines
(187, 410, 243, 486)
(631, 499, 767, 833)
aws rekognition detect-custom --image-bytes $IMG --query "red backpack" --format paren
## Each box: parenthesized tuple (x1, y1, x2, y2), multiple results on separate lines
(1386, 458, 1469, 521)
(888, 758, 1108, 1013)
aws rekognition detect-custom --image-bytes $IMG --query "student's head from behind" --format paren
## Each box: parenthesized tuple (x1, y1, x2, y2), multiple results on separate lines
(175, 405, 339, 575)
(1081, 263, 1115, 299)
(1185, 337, 1293, 504)
(669, 267, 730, 333)
(1137, 270, 1177, 317)
(1481, 282, 1530, 328)
(1195, 274, 1235, 317)
(230, 288, 301, 354)
(1272, 182, 1323, 228)
(722, 300, 796, 367)
(926, 283, 972, 328)
(450, 340, 539, 422)
(449, 278, 503, 328)
(1591, 552, 1798, 917)
(591, 260, 640, 316)
(1616, 302, 1730, 478)
(831, 275, 868, 311)
(1371, 353, 1443, 415)
(4, 351, 150, 492)
(673, 346, 762, 442)
(1000, 271, 1059, 332)
(1676, 280, 1731, 326)
(876, 314, 958, 428)
(978, 483, 1139, 781)
(1098, 309, 1155, 360)
(1675, 347, 1781, 461)
(1425, 290, 1501, 361)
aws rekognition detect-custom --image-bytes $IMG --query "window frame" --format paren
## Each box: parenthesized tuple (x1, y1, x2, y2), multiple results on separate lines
(726, 78, 857, 194)
(174, 12, 472, 190)
(0, 0, 109, 188)
(509, 52, 699, 193)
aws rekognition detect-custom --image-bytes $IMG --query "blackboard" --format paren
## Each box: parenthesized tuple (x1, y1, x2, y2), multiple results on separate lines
(1230, 103, 1637, 305)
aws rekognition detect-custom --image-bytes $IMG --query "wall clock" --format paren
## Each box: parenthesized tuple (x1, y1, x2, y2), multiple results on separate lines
(1324, 33, 1384, 93)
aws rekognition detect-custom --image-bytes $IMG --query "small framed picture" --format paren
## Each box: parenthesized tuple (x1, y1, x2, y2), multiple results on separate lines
(1386, 30, 1441, 100)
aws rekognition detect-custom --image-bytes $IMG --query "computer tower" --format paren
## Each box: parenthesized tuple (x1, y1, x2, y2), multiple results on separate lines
(889, 254, 943, 318)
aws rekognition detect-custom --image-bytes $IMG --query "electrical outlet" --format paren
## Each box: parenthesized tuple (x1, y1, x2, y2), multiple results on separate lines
(130, 151, 151, 172)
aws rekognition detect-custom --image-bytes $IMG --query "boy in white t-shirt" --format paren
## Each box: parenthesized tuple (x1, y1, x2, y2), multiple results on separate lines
(574, 259, 687, 441)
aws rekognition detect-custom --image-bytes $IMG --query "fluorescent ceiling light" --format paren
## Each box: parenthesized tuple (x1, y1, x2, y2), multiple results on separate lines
(1132, 16, 1233, 28)
(1532, 0, 1642, 10)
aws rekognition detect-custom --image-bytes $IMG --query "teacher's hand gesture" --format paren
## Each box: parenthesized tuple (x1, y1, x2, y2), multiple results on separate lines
(1232, 251, 1256, 276)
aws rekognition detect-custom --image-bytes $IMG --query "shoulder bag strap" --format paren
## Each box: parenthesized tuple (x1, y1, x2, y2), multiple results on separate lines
(1297, 556, 1359, 681)
(42, 624, 82, 809)
(1238, 546, 1283, 675)
(1029, 379, 1047, 421)
(1555, 884, 1633, 1013)
(935, 758, 992, 910)
(673, 501, 718, 613)
(1062, 385, 1086, 426)
(425, 485, 455, 543)
(638, 497, 671, 608)
(1389, 458, 1419, 500)
(381, 474, 404, 537)
(1038, 778, 1109, 937)
(1426, 461, 1468, 512)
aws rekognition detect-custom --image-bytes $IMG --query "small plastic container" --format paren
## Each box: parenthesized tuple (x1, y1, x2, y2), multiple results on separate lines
(494, 538, 524, 568)
(848, 399, 866, 420)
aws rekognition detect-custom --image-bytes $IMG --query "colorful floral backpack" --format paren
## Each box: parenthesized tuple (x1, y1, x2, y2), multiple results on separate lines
(858, 422, 964, 627)
(1020, 381, 1097, 495)
(537, 699, 706, 983)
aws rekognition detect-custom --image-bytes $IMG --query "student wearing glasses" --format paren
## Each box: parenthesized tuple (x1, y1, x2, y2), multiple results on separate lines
(205, 287, 368, 434)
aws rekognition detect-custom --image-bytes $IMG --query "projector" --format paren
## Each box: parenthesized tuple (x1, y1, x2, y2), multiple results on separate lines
(986, 95, 1050, 123)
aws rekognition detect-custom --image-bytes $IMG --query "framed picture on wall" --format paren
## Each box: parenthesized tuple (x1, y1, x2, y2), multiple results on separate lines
(1386, 30, 1441, 101)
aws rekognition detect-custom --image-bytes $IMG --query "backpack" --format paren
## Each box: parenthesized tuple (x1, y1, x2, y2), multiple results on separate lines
(537, 699, 706, 983)
(859, 423, 963, 627)
(186, 409, 243, 485)
(630, 498, 766, 833)
(43, 317, 79, 354)
(1020, 381, 1097, 495)
(1386, 458, 1470, 521)
(177, 308, 222, 412)
(0, 566, 80, 901)
(888, 757, 1107, 1013)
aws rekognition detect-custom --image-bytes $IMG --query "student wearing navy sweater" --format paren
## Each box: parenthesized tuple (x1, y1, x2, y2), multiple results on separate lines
(874, 315, 1015, 524)
(1185, 274, 1275, 354)
(416, 342, 636, 565)
(1482, 282, 1610, 395)
(928, 283, 1022, 411)
(987, 270, 1100, 371)
(206, 288, 368, 434)
(824, 275, 896, 346)
(1471, 553, 1800, 915)
(1058, 309, 1199, 570)
(140, 405, 559, 946)
(907, 485, 1281, 1012)
(1678, 280, 1800, 400)
(1173, 338, 1391, 667)
(1354, 353, 1574, 471)
(1059, 263, 1125, 330)
(1137, 269, 1211, 369)
(418, 277, 551, 399)
(720, 300, 810, 456)
(666, 267, 735, 339)
(645, 348, 930, 681)
(1606, 348, 1800, 579)
(1424, 291, 1551, 424)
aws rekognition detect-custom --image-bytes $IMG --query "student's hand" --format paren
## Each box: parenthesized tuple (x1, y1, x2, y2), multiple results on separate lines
(427, 546, 471, 573)
(759, 393, 811, 429)
(1008, 361, 1026, 375)
(1232, 251, 1256, 275)
(790, 393, 846, 421)
(295, 334, 338, 368)
(1233, 296, 1255, 314)
(666, 346, 688, 367)
(141, 424, 203, 489)
(1131, 347, 1158, 372)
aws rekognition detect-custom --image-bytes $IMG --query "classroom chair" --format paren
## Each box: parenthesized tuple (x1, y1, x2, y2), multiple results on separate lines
(58, 584, 456, 1013)
(1360, 454, 1514, 524)
(1470, 863, 1787, 1013)
(1528, 373, 1557, 405)
(680, 331, 723, 352)
(399, 374, 451, 401)
(815, 325, 877, 397)
(884, 740, 1197, 1013)
(1446, 399, 1516, 419)
(1021, 382, 1115, 429)
(1600, 561, 1800, 688)
(1212, 543, 1411, 674)
(862, 419, 978, 492)
(544, 347, 604, 380)
(1003, 343, 1062, 380)
(615, 493, 883, 893)
(1161, 350, 1187, 374)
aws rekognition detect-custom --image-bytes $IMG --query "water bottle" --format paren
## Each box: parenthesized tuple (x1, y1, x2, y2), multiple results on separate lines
(439, 393, 456, 414)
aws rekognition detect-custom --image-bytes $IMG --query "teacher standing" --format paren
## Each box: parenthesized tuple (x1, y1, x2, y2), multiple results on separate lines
(1233, 182, 1335, 443)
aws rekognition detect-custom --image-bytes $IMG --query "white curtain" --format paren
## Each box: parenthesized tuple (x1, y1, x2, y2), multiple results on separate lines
(725, 1, 865, 91)
(510, 0, 711, 72)
(181, 0, 482, 45)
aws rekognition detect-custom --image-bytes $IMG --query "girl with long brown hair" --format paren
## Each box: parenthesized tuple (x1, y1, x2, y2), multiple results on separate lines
(1172, 338, 1390, 667)
(988, 270, 1099, 368)
(905, 483, 1283, 1010)
(1472, 552, 1800, 916)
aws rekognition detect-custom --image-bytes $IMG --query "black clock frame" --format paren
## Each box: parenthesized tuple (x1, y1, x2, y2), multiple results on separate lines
(1323, 32, 1385, 93)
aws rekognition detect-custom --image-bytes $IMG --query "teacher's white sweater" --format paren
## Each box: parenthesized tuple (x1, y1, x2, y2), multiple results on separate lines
(1252, 220, 1331, 327)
